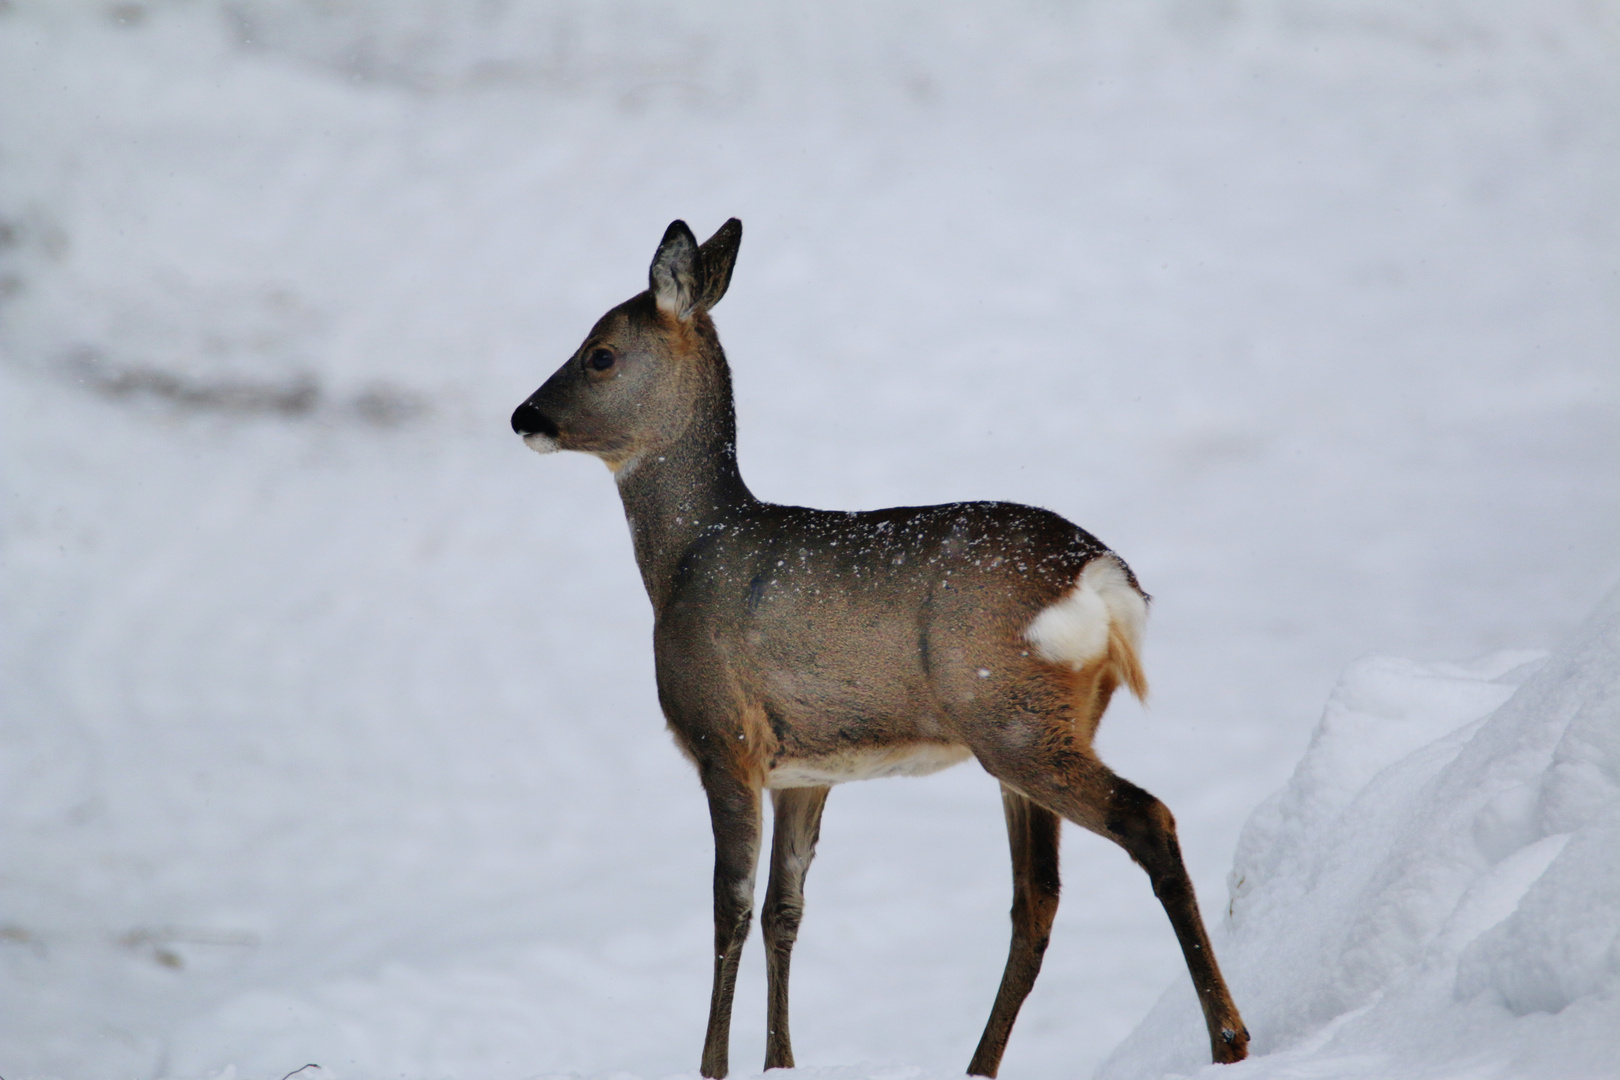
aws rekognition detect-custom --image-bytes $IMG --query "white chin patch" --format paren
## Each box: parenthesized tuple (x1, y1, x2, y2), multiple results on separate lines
(522, 432, 560, 454)
(1024, 554, 1147, 670)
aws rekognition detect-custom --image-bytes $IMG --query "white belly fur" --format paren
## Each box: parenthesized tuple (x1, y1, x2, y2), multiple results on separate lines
(767, 741, 974, 789)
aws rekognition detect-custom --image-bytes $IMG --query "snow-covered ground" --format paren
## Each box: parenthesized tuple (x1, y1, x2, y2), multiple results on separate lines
(0, 2, 1615, 1078)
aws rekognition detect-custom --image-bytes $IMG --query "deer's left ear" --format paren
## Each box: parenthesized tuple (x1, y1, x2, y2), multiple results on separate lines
(650, 220, 703, 320)
(696, 218, 742, 312)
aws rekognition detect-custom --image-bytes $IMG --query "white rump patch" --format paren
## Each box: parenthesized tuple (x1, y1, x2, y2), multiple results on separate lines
(522, 432, 559, 454)
(1024, 555, 1147, 670)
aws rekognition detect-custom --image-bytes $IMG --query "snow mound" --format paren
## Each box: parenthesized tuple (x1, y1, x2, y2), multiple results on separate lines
(1102, 588, 1620, 1079)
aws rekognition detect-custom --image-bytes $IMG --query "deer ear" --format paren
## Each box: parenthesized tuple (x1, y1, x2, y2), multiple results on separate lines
(650, 220, 703, 320)
(696, 218, 742, 312)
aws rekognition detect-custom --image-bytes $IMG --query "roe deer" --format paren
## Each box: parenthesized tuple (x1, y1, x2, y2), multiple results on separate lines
(511, 219, 1248, 1076)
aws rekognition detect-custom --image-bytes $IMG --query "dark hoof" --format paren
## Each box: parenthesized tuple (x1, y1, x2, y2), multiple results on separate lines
(1214, 1025, 1250, 1063)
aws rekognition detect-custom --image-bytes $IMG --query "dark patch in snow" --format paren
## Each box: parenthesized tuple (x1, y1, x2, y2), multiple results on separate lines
(64, 349, 429, 427)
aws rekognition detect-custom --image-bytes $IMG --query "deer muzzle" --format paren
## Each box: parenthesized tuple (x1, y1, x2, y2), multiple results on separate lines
(511, 400, 561, 453)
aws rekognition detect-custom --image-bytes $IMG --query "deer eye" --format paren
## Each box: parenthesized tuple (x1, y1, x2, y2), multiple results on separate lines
(586, 348, 616, 372)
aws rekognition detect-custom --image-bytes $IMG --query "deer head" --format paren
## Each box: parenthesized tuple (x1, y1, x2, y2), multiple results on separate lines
(511, 219, 743, 475)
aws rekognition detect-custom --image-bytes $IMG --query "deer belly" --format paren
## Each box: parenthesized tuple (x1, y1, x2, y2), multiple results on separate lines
(765, 741, 973, 789)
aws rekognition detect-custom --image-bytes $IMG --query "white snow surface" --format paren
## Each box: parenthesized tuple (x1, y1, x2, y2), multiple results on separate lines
(1, 2, 1616, 1079)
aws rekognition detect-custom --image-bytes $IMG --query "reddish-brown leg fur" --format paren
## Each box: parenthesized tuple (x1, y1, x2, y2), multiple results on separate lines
(1099, 773, 1248, 1063)
(967, 786, 1064, 1077)
(963, 667, 1249, 1073)
(762, 786, 831, 1069)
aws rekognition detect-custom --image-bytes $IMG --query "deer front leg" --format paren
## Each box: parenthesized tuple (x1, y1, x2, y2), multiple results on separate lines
(700, 770, 763, 1079)
(762, 785, 830, 1069)
(967, 785, 1062, 1078)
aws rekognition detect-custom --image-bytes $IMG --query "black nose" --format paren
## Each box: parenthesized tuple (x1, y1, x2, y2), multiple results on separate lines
(511, 401, 559, 438)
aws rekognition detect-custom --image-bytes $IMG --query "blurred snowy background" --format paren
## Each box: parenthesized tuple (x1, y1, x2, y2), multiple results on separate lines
(1, 2, 1616, 1078)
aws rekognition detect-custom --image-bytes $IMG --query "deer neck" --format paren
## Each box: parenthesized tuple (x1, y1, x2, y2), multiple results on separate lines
(614, 364, 757, 614)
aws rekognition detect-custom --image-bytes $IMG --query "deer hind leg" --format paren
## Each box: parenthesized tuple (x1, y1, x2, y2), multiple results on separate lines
(699, 769, 764, 1079)
(1099, 770, 1249, 1064)
(967, 669, 1249, 1067)
(761, 785, 830, 1069)
(967, 785, 1063, 1079)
